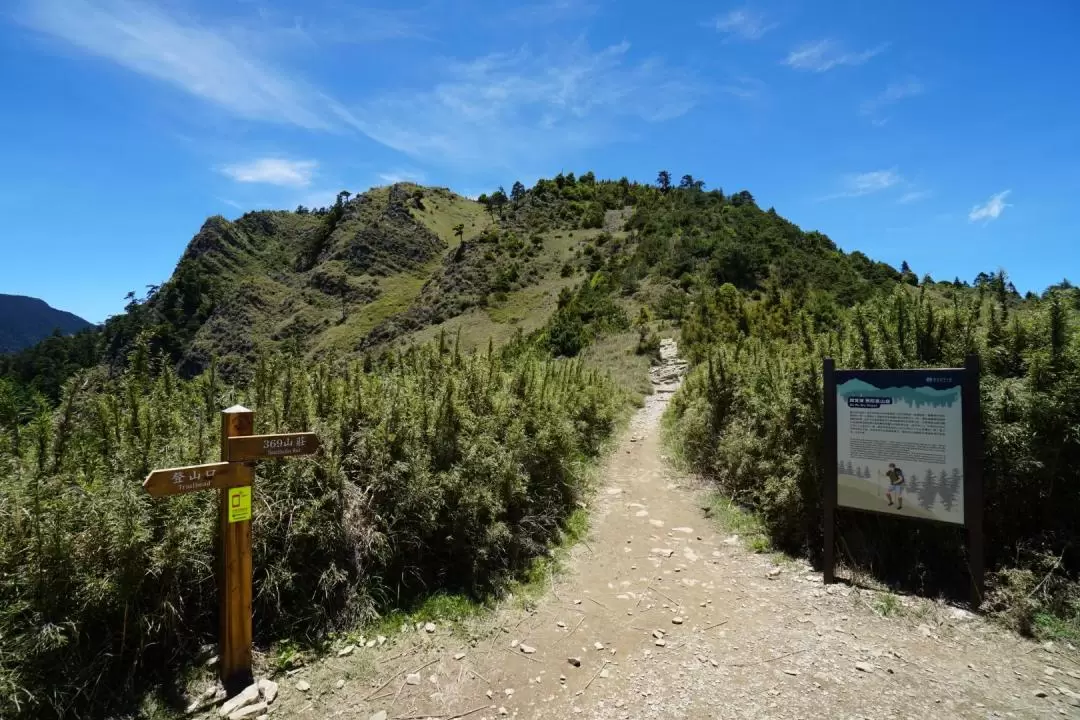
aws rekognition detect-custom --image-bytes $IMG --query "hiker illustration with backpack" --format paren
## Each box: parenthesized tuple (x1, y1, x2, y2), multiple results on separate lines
(885, 463, 905, 509)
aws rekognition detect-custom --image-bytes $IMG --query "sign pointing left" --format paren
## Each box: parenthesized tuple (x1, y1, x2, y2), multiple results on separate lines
(143, 461, 247, 497)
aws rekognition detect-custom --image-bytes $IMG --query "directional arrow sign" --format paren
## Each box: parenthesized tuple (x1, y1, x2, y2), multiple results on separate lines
(227, 432, 320, 462)
(143, 461, 248, 497)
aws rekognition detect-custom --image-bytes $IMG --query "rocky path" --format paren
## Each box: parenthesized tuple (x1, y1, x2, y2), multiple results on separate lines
(262, 341, 1078, 720)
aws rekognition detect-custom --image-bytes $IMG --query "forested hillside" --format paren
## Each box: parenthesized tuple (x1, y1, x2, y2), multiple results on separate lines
(1, 171, 1077, 718)
(0, 294, 91, 353)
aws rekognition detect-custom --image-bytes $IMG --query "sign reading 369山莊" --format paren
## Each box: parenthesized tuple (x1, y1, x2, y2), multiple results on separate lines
(835, 368, 965, 524)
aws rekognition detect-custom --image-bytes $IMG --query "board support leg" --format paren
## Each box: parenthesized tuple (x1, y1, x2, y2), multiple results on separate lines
(823, 358, 837, 584)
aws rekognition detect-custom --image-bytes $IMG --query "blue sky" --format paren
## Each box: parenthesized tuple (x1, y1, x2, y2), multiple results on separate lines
(1, 0, 1078, 322)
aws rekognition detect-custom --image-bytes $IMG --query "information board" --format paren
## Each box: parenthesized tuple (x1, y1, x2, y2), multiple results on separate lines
(822, 356, 983, 606)
(835, 369, 965, 524)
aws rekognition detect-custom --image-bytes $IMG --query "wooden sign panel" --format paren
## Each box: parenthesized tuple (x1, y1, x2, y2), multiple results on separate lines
(227, 432, 320, 462)
(143, 461, 247, 497)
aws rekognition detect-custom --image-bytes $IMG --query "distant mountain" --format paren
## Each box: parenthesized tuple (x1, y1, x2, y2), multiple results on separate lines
(0, 294, 92, 353)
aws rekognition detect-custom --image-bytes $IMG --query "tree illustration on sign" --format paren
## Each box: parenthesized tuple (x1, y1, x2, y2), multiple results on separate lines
(939, 468, 962, 512)
(917, 467, 938, 511)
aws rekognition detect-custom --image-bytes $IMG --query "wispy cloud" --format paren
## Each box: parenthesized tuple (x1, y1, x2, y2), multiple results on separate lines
(785, 39, 888, 72)
(16, 0, 356, 131)
(346, 40, 703, 170)
(860, 77, 923, 122)
(709, 8, 776, 40)
(897, 189, 932, 204)
(377, 169, 426, 185)
(969, 190, 1012, 222)
(502, 0, 599, 26)
(719, 75, 767, 100)
(823, 169, 902, 200)
(220, 158, 317, 187)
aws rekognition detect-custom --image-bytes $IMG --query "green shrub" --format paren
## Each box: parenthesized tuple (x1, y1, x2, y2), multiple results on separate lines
(0, 343, 626, 718)
(667, 285, 1080, 624)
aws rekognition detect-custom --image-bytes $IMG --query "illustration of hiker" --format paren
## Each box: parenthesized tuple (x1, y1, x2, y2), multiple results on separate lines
(885, 463, 905, 509)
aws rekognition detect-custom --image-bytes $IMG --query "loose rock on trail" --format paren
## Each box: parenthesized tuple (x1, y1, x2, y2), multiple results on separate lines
(256, 340, 1073, 719)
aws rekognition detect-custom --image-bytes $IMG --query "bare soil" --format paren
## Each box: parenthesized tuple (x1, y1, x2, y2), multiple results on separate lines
(263, 345, 1080, 720)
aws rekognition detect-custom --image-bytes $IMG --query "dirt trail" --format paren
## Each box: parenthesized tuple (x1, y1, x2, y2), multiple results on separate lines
(271, 341, 1078, 720)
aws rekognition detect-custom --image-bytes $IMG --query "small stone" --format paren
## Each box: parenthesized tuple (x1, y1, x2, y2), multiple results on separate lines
(709, 659, 719, 668)
(428, 674, 438, 684)
(504, 688, 515, 696)
(454, 652, 466, 661)
(556, 621, 567, 629)
(520, 644, 537, 654)
(599, 668, 611, 679)
(220, 684, 261, 717)
(257, 679, 278, 704)
(573, 599, 582, 605)
(377, 635, 387, 646)
(337, 645, 356, 657)
(229, 702, 268, 720)
(511, 639, 520, 648)
(651, 548, 675, 558)
(1035, 690, 1048, 698)
(498, 707, 509, 716)
(486, 690, 494, 699)
(365, 639, 377, 648)
(568, 657, 582, 667)
(671, 617, 684, 625)
(783, 669, 799, 676)
(855, 662, 874, 673)
(654, 639, 667, 647)
(295, 680, 311, 692)
(560, 674, 567, 682)
(594, 642, 605, 650)
(370, 712, 388, 720)
(424, 622, 437, 633)
(334, 679, 345, 689)
(767, 567, 781, 577)
(652, 630, 665, 640)
(406, 673, 421, 685)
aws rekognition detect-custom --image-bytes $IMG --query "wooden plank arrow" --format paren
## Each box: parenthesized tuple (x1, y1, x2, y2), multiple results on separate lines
(227, 432, 320, 462)
(143, 461, 248, 497)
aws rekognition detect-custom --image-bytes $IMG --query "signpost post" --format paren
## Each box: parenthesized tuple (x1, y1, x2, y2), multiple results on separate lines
(822, 356, 983, 607)
(142, 405, 320, 694)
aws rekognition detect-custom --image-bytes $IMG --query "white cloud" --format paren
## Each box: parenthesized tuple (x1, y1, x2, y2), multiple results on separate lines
(710, 9, 776, 40)
(897, 189, 932, 204)
(377, 169, 426, 185)
(861, 78, 923, 120)
(346, 40, 703, 170)
(823, 169, 902, 200)
(785, 39, 888, 72)
(16, 0, 354, 130)
(220, 158, 317, 187)
(969, 190, 1012, 222)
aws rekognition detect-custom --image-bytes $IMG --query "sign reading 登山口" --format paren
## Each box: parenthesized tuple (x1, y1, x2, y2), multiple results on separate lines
(143, 461, 244, 497)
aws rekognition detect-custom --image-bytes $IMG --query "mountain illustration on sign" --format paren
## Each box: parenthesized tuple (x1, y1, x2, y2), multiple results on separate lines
(837, 378, 960, 408)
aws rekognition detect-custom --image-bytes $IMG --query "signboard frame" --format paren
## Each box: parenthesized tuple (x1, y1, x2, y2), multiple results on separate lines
(822, 355, 983, 607)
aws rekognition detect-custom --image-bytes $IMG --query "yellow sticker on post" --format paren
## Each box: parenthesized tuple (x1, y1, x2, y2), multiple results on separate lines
(228, 486, 251, 523)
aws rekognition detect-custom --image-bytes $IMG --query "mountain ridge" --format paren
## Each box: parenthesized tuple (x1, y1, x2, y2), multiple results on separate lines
(0, 293, 92, 353)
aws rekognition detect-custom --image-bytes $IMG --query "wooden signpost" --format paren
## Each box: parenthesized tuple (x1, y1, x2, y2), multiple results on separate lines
(143, 405, 320, 693)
